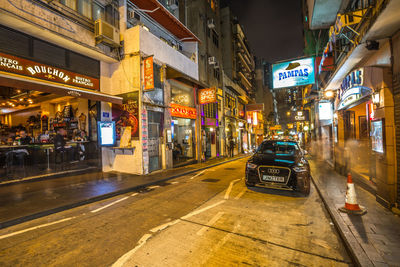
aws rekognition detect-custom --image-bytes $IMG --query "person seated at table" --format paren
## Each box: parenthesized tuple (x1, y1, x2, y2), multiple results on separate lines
(54, 128, 72, 165)
(17, 130, 32, 145)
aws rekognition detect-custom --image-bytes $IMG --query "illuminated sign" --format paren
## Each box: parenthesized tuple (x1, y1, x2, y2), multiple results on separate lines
(98, 121, 116, 146)
(171, 103, 197, 119)
(144, 56, 154, 90)
(272, 57, 315, 89)
(246, 103, 264, 112)
(340, 69, 363, 94)
(198, 87, 217, 104)
(292, 110, 309, 121)
(318, 102, 333, 120)
(0, 52, 99, 90)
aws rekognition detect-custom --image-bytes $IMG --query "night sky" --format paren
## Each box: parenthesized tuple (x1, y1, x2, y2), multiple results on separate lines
(227, 0, 305, 63)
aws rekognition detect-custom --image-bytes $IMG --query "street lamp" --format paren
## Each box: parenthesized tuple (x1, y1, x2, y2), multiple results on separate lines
(324, 90, 334, 98)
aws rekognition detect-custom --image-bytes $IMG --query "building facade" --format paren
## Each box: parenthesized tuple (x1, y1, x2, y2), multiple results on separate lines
(310, 0, 400, 209)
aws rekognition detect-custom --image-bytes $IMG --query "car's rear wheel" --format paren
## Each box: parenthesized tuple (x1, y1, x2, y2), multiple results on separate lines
(297, 176, 310, 196)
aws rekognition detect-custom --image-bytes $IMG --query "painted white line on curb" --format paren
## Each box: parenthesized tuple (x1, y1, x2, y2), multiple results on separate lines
(111, 233, 152, 267)
(0, 217, 75, 240)
(190, 170, 206, 180)
(234, 188, 247, 200)
(181, 200, 225, 220)
(224, 179, 241, 199)
(196, 211, 224, 236)
(150, 219, 180, 233)
(147, 185, 160, 190)
(130, 193, 139, 197)
(90, 197, 129, 213)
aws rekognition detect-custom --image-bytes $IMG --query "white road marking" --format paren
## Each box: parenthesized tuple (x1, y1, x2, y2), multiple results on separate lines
(170, 181, 179, 184)
(196, 211, 224, 236)
(90, 196, 129, 213)
(181, 200, 225, 220)
(234, 188, 247, 200)
(0, 217, 75, 240)
(224, 178, 241, 199)
(111, 233, 152, 267)
(190, 170, 206, 179)
(130, 193, 138, 197)
(147, 185, 160, 190)
(150, 219, 180, 233)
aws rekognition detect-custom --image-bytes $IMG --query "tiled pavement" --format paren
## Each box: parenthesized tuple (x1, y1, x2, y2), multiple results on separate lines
(310, 158, 400, 267)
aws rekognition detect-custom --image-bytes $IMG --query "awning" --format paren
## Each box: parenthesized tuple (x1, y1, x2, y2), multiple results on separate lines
(0, 72, 123, 104)
(128, 0, 200, 42)
(166, 65, 207, 89)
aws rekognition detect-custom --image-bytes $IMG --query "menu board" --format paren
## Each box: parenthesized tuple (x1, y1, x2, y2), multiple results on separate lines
(98, 121, 116, 146)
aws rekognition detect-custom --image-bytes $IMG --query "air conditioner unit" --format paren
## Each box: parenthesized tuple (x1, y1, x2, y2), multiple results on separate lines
(167, 0, 178, 10)
(127, 9, 140, 21)
(208, 56, 216, 65)
(95, 19, 120, 47)
(207, 19, 215, 29)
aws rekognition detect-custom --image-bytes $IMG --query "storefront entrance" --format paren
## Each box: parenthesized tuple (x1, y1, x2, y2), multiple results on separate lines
(148, 111, 163, 172)
(172, 117, 196, 166)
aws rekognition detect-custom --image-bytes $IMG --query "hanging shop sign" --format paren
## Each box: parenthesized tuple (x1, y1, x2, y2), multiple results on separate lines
(198, 87, 217, 104)
(171, 103, 197, 119)
(318, 102, 333, 120)
(292, 110, 309, 121)
(0, 52, 99, 90)
(272, 57, 315, 89)
(144, 56, 154, 90)
(246, 103, 264, 112)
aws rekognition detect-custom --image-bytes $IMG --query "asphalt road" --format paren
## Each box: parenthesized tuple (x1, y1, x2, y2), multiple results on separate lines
(0, 158, 352, 266)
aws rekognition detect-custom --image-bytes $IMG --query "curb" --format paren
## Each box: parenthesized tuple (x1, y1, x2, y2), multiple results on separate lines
(311, 176, 373, 267)
(0, 155, 248, 229)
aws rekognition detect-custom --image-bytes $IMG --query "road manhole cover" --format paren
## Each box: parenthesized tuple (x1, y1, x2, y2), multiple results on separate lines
(201, 178, 220, 183)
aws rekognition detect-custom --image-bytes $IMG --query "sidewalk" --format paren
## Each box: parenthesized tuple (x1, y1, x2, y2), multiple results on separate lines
(0, 155, 247, 229)
(310, 157, 400, 267)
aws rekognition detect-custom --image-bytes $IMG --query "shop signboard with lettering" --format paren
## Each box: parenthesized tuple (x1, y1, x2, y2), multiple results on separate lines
(144, 56, 154, 90)
(336, 68, 373, 110)
(0, 52, 99, 90)
(198, 87, 217, 104)
(292, 110, 309, 121)
(272, 57, 315, 89)
(171, 103, 197, 119)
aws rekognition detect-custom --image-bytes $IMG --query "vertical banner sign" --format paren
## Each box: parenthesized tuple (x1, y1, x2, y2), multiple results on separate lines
(144, 56, 154, 90)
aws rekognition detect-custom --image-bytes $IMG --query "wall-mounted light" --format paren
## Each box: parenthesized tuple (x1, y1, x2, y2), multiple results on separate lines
(324, 90, 334, 98)
(372, 91, 380, 105)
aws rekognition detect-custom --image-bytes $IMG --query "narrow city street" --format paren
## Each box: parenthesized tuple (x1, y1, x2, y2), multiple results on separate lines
(0, 158, 352, 267)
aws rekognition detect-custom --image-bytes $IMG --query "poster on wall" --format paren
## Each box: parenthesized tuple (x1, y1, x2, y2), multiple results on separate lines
(272, 57, 315, 89)
(112, 92, 139, 140)
(144, 56, 154, 90)
(371, 120, 384, 153)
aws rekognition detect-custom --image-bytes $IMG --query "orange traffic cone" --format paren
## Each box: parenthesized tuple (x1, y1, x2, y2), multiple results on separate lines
(339, 173, 367, 215)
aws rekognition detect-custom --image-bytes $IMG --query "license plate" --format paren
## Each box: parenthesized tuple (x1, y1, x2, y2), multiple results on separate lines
(262, 175, 285, 182)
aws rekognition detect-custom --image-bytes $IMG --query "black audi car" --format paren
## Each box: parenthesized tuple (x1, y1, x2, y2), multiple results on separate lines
(245, 140, 310, 195)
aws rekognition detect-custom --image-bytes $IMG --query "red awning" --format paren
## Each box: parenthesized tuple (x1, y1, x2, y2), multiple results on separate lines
(129, 0, 200, 42)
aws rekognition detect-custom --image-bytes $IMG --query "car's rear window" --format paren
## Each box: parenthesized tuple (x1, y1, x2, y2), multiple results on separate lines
(257, 142, 299, 156)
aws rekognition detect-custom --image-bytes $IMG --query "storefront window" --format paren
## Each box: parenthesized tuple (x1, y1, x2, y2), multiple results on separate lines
(172, 118, 196, 164)
(0, 88, 100, 180)
(170, 80, 194, 107)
